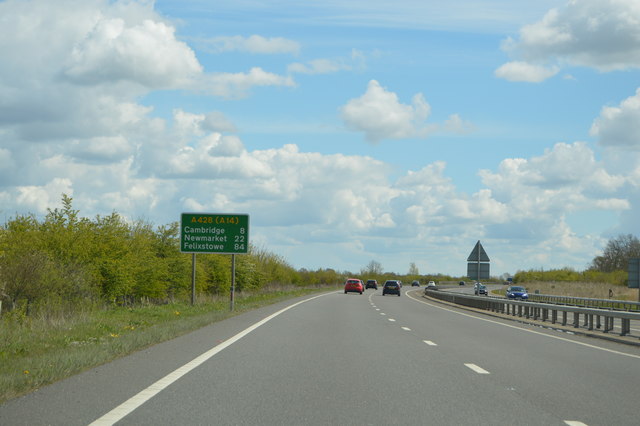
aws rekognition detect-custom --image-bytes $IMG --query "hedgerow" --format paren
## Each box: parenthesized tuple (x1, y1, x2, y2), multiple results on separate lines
(0, 195, 347, 317)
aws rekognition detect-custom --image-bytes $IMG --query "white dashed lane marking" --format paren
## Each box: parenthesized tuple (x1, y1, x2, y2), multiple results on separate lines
(464, 363, 490, 374)
(401, 327, 411, 331)
(423, 340, 437, 346)
(388, 318, 396, 322)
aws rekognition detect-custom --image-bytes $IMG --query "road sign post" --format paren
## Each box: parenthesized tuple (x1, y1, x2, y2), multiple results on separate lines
(467, 240, 490, 281)
(628, 258, 640, 302)
(180, 213, 250, 308)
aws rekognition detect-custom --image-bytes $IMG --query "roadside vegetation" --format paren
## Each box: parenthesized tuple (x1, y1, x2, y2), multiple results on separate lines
(510, 234, 640, 301)
(512, 281, 638, 300)
(0, 195, 347, 402)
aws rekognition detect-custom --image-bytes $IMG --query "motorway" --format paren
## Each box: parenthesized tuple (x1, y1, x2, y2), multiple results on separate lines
(2, 287, 640, 425)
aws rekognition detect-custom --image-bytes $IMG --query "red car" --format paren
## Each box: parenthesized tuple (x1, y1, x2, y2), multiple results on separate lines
(344, 278, 364, 295)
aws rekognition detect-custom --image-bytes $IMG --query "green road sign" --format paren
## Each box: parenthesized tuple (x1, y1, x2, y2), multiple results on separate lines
(180, 213, 249, 254)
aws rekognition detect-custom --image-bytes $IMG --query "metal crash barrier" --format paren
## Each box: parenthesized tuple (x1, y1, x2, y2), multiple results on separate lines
(424, 288, 640, 339)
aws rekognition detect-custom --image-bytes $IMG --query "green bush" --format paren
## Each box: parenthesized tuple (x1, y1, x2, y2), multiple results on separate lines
(513, 267, 628, 286)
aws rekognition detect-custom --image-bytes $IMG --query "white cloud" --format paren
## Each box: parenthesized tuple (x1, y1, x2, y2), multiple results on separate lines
(202, 35, 300, 54)
(202, 112, 237, 133)
(69, 136, 133, 163)
(340, 80, 472, 143)
(288, 59, 348, 75)
(479, 142, 627, 213)
(496, 0, 640, 81)
(172, 110, 237, 136)
(340, 80, 434, 143)
(63, 18, 202, 88)
(16, 178, 74, 214)
(288, 49, 367, 75)
(201, 67, 296, 99)
(494, 61, 559, 82)
(590, 88, 640, 149)
(443, 114, 475, 134)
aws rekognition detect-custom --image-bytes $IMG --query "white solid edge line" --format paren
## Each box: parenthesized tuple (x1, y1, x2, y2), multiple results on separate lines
(405, 290, 640, 360)
(89, 291, 335, 426)
(464, 363, 490, 374)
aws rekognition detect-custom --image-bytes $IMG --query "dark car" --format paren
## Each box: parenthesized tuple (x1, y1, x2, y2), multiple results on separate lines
(365, 279, 378, 290)
(506, 286, 528, 300)
(344, 278, 364, 295)
(382, 280, 401, 296)
(459, 281, 465, 286)
(411, 280, 420, 287)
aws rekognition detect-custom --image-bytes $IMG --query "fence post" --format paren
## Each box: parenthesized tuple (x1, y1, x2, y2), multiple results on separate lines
(621, 319, 630, 336)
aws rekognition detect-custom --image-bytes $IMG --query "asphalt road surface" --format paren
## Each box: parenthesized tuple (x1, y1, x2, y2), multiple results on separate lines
(2, 287, 640, 425)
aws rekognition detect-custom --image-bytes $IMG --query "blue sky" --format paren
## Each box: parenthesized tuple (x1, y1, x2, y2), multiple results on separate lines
(2, 0, 640, 277)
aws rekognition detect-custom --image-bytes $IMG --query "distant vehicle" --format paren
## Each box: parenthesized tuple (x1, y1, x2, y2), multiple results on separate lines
(411, 280, 420, 287)
(344, 279, 364, 295)
(382, 280, 401, 296)
(427, 280, 435, 286)
(506, 286, 528, 300)
(474, 283, 487, 295)
(365, 279, 378, 290)
(459, 281, 465, 286)
(424, 281, 437, 293)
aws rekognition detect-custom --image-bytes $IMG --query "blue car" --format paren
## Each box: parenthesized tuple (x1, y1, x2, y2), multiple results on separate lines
(506, 286, 528, 300)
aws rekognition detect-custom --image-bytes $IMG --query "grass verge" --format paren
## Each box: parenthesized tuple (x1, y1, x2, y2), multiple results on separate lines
(507, 281, 639, 301)
(0, 285, 336, 404)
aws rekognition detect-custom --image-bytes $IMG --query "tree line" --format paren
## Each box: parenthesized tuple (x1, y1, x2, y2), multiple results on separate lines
(0, 195, 347, 317)
(513, 234, 640, 286)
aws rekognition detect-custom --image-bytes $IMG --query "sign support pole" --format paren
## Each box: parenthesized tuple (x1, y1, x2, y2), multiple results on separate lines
(191, 253, 196, 306)
(230, 254, 236, 311)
